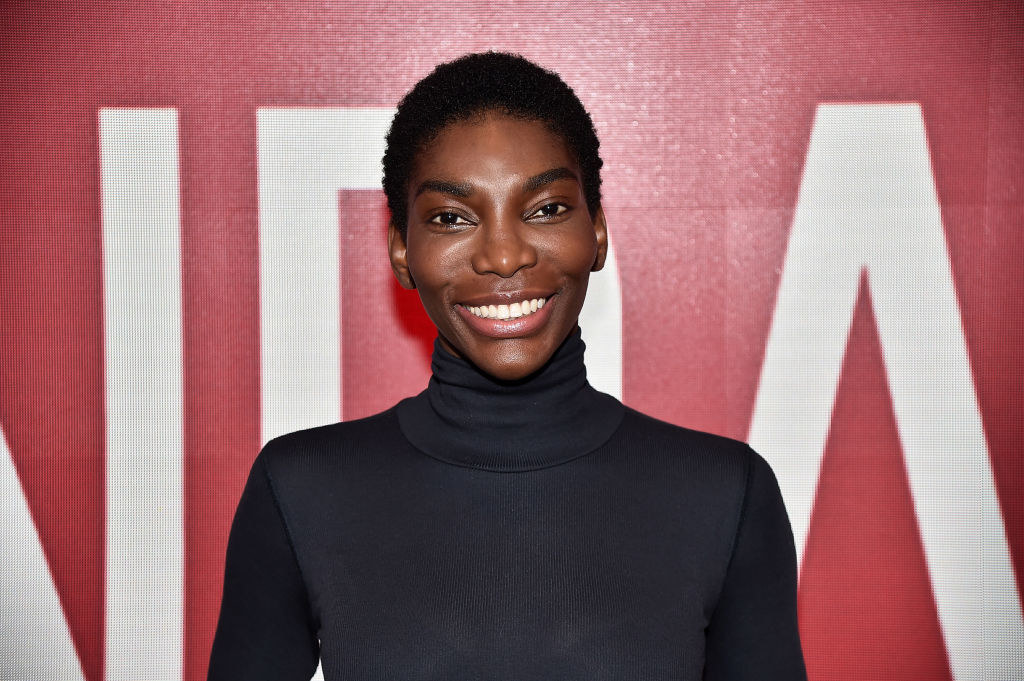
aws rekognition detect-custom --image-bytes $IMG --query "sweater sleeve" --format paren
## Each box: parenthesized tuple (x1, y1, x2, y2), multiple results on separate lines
(703, 448, 808, 681)
(208, 453, 320, 681)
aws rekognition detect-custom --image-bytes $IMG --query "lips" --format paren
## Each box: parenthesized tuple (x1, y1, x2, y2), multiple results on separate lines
(456, 293, 555, 338)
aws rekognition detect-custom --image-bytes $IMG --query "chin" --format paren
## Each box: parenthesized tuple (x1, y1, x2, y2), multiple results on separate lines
(465, 337, 562, 383)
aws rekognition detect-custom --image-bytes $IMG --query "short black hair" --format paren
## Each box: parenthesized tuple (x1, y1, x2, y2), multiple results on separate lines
(382, 52, 603, 235)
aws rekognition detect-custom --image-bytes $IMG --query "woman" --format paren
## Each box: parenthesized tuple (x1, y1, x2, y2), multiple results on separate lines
(209, 52, 806, 680)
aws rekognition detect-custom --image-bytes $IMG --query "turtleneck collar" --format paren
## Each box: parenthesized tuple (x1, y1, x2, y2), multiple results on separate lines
(396, 329, 624, 472)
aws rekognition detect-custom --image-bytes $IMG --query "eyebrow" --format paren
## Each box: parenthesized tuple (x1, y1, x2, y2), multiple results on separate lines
(414, 179, 472, 199)
(522, 167, 579, 192)
(413, 167, 579, 199)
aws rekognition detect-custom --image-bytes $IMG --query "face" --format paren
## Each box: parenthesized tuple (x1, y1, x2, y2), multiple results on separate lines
(388, 113, 607, 381)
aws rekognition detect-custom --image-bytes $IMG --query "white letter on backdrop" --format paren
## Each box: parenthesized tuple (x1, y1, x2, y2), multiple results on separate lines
(579, 232, 622, 400)
(748, 103, 1023, 680)
(0, 426, 87, 680)
(257, 108, 394, 444)
(100, 108, 184, 681)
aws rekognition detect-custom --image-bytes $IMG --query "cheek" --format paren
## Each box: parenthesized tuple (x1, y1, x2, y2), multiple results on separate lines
(543, 230, 599, 279)
(406, 237, 452, 289)
(406, 242, 463, 321)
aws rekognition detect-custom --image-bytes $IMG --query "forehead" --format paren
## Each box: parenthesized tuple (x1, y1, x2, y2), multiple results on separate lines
(411, 113, 578, 184)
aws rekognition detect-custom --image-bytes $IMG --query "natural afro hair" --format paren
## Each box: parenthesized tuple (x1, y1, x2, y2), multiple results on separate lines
(382, 52, 603, 235)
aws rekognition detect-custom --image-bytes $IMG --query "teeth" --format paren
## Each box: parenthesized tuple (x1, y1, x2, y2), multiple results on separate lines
(466, 297, 547, 320)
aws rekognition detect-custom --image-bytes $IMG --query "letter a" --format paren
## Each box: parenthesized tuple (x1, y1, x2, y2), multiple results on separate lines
(749, 103, 1023, 680)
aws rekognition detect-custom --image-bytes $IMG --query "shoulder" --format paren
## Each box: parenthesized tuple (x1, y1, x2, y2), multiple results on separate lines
(612, 406, 778, 508)
(262, 406, 398, 455)
(257, 406, 403, 487)
(617, 406, 756, 469)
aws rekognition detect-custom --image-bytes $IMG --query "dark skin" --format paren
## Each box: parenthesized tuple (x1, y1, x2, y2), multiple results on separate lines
(388, 112, 608, 381)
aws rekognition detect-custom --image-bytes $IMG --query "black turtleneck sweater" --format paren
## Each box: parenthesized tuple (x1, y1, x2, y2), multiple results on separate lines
(209, 332, 806, 680)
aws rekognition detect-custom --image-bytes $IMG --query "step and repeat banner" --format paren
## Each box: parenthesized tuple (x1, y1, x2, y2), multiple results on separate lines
(2, 2, 1022, 680)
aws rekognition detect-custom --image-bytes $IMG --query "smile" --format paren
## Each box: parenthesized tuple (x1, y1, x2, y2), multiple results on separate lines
(466, 297, 547, 320)
(456, 293, 555, 339)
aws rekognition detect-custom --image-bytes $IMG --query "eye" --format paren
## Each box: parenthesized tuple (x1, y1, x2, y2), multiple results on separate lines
(429, 211, 471, 226)
(528, 202, 569, 219)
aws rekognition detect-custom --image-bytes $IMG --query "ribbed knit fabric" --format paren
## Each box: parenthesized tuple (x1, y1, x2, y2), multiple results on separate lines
(397, 330, 623, 471)
(209, 332, 807, 681)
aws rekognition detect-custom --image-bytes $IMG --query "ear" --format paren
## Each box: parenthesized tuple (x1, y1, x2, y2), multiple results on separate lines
(388, 222, 416, 289)
(591, 206, 608, 272)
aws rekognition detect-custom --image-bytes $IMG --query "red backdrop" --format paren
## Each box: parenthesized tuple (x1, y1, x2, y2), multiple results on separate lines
(1, 2, 1022, 680)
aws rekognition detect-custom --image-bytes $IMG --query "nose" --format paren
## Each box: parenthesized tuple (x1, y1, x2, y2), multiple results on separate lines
(470, 217, 538, 278)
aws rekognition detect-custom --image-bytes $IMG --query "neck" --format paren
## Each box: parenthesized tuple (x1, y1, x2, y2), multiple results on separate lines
(396, 329, 623, 472)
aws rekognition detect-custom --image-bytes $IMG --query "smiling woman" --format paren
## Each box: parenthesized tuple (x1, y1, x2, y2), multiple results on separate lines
(208, 52, 808, 681)
(391, 114, 606, 380)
